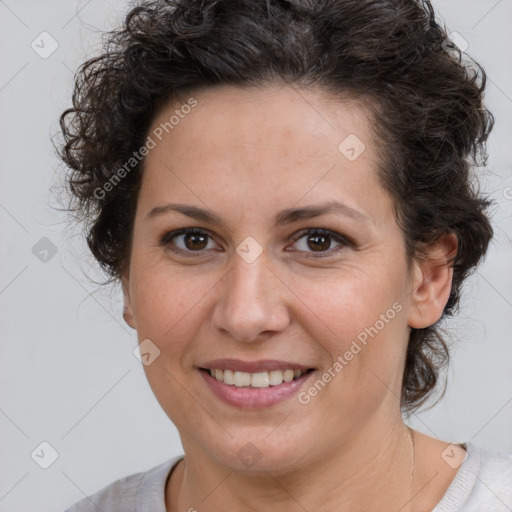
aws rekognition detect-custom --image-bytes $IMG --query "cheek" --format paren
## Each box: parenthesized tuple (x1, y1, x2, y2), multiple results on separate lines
(291, 266, 403, 341)
(289, 268, 408, 392)
(128, 256, 217, 357)
(129, 262, 218, 426)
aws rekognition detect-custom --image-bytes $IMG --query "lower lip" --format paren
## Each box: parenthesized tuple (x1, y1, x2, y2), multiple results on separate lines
(199, 369, 315, 410)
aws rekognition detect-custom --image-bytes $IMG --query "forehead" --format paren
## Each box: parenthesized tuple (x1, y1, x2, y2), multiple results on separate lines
(149, 83, 373, 160)
(138, 84, 390, 223)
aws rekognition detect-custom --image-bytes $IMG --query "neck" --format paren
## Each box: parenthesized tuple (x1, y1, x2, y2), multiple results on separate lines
(168, 417, 417, 512)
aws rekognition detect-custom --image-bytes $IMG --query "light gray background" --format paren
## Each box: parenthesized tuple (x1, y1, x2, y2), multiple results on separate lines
(0, 1, 511, 511)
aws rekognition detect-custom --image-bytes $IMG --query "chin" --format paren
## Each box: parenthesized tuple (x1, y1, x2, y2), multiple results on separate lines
(203, 429, 312, 474)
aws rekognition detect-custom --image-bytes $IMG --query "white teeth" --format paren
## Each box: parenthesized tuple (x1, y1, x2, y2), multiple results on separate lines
(208, 368, 307, 387)
(269, 370, 284, 385)
(283, 369, 294, 383)
(233, 371, 251, 387)
(251, 372, 270, 388)
(223, 369, 235, 385)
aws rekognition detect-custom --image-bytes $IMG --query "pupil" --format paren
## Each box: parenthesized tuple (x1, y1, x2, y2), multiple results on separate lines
(185, 232, 207, 250)
(308, 233, 330, 251)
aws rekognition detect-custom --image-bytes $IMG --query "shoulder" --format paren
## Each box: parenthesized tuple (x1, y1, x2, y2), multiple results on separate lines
(62, 456, 183, 512)
(472, 444, 512, 507)
(434, 442, 512, 512)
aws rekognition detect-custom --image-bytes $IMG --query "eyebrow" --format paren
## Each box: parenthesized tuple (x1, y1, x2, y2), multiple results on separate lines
(146, 200, 369, 226)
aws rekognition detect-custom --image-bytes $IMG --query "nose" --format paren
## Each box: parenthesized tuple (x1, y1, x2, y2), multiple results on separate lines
(211, 251, 291, 343)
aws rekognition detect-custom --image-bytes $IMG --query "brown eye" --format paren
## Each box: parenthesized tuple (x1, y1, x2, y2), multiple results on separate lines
(290, 228, 351, 257)
(183, 231, 208, 250)
(160, 228, 218, 254)
(306, 231, 331, 251)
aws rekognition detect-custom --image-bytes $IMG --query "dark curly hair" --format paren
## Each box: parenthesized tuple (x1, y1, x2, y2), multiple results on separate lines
(57, 0, 495, 414)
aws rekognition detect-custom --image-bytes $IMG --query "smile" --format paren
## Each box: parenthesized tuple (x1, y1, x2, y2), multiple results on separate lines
(207, 368, 309, 387)
(198, 361, 316, 410)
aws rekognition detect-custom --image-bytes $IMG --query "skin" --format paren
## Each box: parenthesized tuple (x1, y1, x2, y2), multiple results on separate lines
(122, 83, 465, 512)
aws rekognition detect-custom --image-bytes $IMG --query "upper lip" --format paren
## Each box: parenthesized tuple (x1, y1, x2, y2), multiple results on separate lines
(198, 359, 314, 373)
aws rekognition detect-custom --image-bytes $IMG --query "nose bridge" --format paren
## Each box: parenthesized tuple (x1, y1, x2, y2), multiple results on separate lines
(211, 249, 290, 342)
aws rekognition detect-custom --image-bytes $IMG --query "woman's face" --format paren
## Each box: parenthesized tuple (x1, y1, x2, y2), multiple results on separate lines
(123, 84, 431, 471)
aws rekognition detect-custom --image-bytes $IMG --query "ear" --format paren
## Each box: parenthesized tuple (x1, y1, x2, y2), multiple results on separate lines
(407, 232, 458, 329)
(122, 274, 137, 330)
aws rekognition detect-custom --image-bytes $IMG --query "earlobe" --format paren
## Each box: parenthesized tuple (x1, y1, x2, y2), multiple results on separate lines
(122, 275, 137, 329)
(407, 232, 458, 329)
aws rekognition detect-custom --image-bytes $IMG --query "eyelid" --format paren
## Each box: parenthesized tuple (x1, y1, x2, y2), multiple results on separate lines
(159, 227, 220, 255)
(287, 227, 353, 256)
(289, 227, 352, 245)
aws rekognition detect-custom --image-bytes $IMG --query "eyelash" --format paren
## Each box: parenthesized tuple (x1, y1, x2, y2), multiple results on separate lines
(158, 227, 353, 258)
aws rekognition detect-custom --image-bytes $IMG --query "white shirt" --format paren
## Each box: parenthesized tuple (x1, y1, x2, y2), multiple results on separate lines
(63, 442, 512, 511)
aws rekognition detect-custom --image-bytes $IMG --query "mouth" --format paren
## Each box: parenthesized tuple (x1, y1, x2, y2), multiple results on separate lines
(200, 367, 314, 388)
(197, 360, 316, 410)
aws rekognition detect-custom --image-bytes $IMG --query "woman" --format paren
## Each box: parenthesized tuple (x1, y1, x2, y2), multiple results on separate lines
(58, 0, 511, 510)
